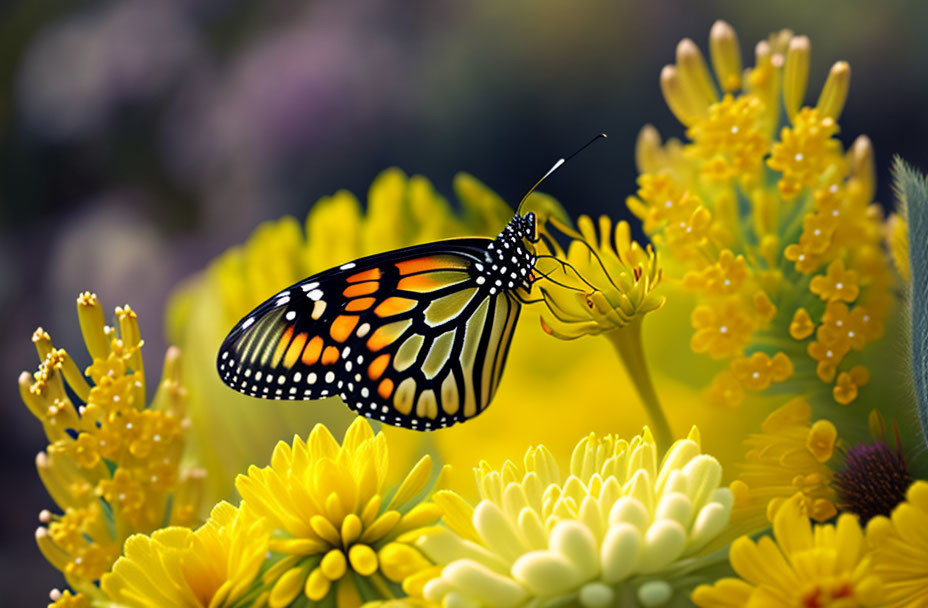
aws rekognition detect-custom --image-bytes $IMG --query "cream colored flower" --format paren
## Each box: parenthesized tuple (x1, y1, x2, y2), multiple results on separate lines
(414, 428, 732, 607)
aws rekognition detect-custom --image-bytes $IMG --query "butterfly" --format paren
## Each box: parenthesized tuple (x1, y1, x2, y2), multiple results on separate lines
(216, 135, 606, 430)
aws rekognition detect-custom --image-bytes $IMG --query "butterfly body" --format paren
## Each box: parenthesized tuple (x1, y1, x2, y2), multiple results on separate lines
(217, 212, 538, 430)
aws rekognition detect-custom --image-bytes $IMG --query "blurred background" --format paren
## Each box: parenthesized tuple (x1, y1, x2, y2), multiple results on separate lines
(2, 0, 926, 603)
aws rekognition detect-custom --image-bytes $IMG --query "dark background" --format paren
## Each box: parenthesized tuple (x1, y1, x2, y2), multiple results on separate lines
(2, 1, 926, 603)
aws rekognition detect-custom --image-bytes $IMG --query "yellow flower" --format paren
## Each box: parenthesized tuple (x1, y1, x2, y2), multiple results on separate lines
(417, 427, 733, 607)
(730, 352, 793, 392)
(536, 215, 664, 339)
(866, 480, 928, 607)
(235, 418, 442, 607)
(21, 293, 204, 594)
(730, 398, 838, 536)
(166, 169, 515, 504)
(101, 501, 270, 607)
(47, 590, 90, 608)
(690, 301, 754, 359)
(630, 21, 896, 406)
(692, 492, 882, 607)
(534, 214, 672, 448)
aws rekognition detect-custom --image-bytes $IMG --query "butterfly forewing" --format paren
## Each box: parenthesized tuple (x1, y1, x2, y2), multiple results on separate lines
(216, 239, 523, 430)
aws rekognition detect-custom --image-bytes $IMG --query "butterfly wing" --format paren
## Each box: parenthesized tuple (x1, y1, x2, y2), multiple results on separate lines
(216, 239, 522, 430)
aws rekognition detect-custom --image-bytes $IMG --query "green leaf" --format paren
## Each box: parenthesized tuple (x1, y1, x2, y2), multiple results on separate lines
(103, 458, 118, 477)
(98, 496, 117, 541)
(894, 157, 928, 448)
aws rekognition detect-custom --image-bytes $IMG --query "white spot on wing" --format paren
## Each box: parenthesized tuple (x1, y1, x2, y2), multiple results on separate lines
(308, 289, 323, 301)
(340, 262, 357, 270)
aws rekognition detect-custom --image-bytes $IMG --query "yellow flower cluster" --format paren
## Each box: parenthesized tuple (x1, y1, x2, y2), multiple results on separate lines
(729, 398, 839, 536)
(69, 418, 444, 608)
(629, 21, 894, 406)
(697, 422, 928, 608)
(21, 293, 203, 593)
(417, 427, 732, 607)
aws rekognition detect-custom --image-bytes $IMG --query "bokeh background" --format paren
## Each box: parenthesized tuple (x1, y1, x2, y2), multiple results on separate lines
(2, 0, 926, 603)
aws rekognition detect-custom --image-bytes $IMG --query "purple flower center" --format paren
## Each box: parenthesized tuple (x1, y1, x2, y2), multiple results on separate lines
(833, 441, 911, 523)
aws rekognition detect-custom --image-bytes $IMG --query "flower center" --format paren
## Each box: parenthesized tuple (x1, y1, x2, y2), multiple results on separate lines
(834, 441, 912, 523)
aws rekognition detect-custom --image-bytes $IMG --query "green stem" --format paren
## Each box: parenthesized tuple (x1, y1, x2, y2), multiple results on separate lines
(604, 318, 673, 450)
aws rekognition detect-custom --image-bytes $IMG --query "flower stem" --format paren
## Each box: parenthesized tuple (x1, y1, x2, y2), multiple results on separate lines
(605, 318, 673, 449)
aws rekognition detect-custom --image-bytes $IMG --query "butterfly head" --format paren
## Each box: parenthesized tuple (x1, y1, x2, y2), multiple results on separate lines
(513, 212, 538, 243)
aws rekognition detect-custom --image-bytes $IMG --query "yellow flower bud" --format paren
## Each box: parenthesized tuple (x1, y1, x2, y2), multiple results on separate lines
(816, 61, 851, 119)
(709, 20, 743, 92)
(783, 35, 811, 119)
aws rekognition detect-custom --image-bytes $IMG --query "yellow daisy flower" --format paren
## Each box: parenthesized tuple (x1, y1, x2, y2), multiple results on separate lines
(100, 501, 270, 607)
(235, 417, 442, 607)
(692, 492, 883, 607)
(866, 480, 928, 607)
(21, 293, 204, 595)
(630, 20, 896, 406)
(415, 427, 733, 607)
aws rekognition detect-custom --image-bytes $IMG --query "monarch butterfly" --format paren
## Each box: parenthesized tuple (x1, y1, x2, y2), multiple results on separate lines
(216, 135, 605, 430)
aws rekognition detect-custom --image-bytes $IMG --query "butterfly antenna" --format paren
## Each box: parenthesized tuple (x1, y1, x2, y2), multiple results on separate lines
(516, 133, 608, 214)
(532, 266, 587, 293)
(534, 254, 599, 292)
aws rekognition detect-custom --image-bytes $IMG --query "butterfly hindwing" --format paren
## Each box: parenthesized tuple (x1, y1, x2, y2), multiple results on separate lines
(216, 238, 524, 429)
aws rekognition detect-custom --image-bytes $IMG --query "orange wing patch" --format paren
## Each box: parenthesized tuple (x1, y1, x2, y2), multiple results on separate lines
(346, 268, 382, 283)
(374, 297, 418, 317)
(322, 345, 340, 366)
(301, 336, 324, 365)
(343, 282, 379, 298)
(283, 332, 308, 369)
(369, 353, 391, 380)
(330, 315, 360, 342)
(396, 255, 470, 275)
(345, 297, 376, 312)
(270, 326, 294, 368)
(397, 271, 469, 293)
(378, 378, 395, 399)
(366, 319, 411, 352)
